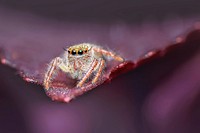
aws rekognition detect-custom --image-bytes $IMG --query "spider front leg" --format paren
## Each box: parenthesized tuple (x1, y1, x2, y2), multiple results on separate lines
(77, 59, 98, 88)
(92, 59, 105, 84)
(93, 47, 124, 62)
(43, 57, 68, 90)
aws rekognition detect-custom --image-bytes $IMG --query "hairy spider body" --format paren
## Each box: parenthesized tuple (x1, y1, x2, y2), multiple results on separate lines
(43, 43, 124, 90)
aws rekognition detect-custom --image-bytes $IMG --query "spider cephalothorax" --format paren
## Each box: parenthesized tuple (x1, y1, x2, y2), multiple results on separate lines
(43, 43, 124, 90)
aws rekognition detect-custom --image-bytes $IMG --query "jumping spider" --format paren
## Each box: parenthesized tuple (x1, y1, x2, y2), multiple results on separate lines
(43, 43, 124, 90)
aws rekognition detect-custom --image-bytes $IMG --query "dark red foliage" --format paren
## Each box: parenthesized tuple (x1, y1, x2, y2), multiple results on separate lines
(1, 8, 200, 102)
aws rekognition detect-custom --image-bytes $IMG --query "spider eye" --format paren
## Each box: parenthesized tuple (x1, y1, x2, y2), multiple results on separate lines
(72, 50, 76, 55)
(85, 50, 87, 53)
(68, 50, 70, 54)
(78, 50, 83, 55)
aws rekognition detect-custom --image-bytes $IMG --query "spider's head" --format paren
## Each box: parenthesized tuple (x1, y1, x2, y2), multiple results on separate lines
(64, 43, 92, 56)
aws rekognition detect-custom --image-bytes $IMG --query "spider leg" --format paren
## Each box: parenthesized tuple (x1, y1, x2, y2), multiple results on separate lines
(77, 59, 98, 88)
(43, 57, 68, 90)
(93, 47, 124, 62)
(92, 59, 105, 84)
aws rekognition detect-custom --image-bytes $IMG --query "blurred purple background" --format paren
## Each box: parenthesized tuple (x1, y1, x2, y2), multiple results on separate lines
(1, 0, 200, 133)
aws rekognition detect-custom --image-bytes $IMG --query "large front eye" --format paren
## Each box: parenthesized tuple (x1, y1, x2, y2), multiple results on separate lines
(78, 50, 83, 55)
(72, 50, 76, 55)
